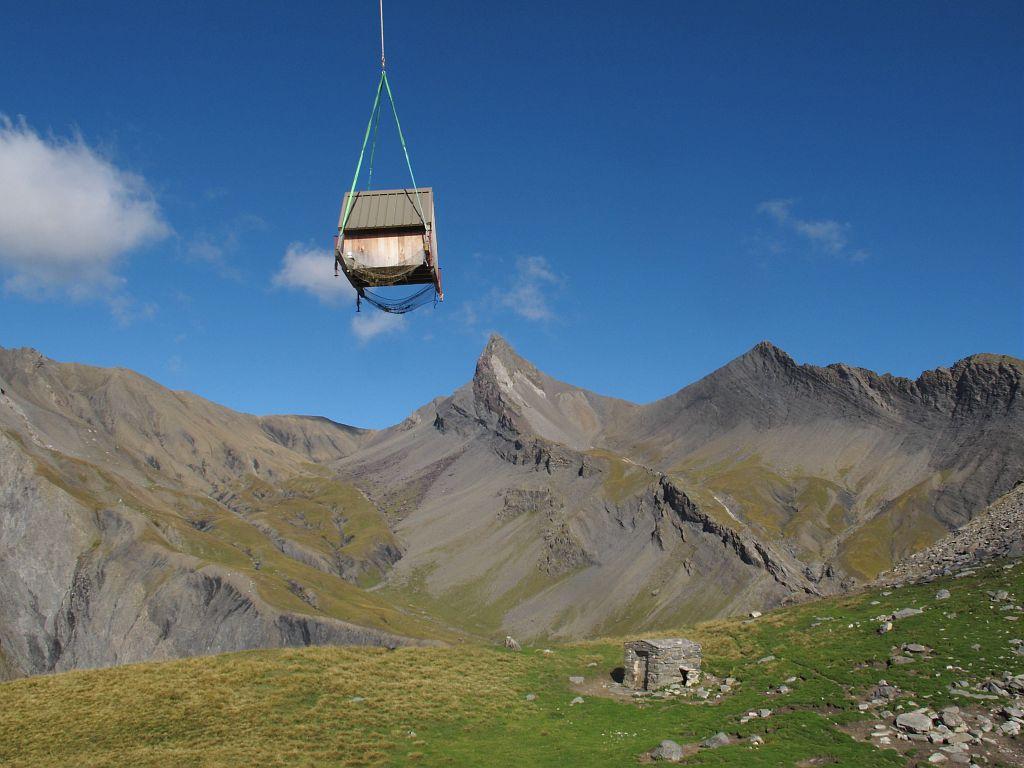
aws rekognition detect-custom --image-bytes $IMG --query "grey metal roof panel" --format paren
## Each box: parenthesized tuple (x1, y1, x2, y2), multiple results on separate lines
(339, 187, 434, 231)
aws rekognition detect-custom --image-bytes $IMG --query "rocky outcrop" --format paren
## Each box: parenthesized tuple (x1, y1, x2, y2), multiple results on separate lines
(880, 483, 1024, 586)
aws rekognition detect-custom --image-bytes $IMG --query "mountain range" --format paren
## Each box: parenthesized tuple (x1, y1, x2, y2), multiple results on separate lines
(1, 336, 1020, 679)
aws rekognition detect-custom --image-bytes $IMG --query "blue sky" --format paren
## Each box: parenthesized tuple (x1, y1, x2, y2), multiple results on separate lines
(0, 0, 1020, 428)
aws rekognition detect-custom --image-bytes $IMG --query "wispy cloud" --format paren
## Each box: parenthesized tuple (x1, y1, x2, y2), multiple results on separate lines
(108, 295, 158, 327)
(186, 214, 264, 280)
(497, 256, 562, 321)
(351, 311, 405, 343)
(272, 243, 354, 304)
(0, 116, 170, 298)
(756, 199, 867, 261)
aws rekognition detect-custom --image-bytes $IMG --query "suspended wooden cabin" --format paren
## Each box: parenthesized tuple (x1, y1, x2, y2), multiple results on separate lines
(330, 1, 443, 315)
(335, 187, 442, 302)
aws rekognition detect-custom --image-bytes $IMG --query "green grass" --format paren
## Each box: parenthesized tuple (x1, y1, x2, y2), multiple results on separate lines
(3, 559, 1022, 767)
(838, 475, 950, 580)
(587, 450, 655, 504)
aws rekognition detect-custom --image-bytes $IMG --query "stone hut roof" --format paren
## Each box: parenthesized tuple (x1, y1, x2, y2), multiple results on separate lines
(625, 638, 702, 653)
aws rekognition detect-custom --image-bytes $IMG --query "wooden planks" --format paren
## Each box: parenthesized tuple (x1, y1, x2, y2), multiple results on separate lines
(343, 233, 426, 268)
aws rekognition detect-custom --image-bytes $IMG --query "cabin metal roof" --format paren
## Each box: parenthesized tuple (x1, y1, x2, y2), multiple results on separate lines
(339, 188, 434, 232)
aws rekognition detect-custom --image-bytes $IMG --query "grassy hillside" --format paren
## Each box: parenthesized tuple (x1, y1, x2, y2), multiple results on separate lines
(2, 560, 1022, 767)
(30, 439, 453, 643)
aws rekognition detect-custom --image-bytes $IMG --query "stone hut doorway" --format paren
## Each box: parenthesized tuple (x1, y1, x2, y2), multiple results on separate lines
(632, 650, 650, 690)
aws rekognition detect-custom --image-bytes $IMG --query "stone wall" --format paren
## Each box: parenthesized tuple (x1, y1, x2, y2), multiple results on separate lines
(624, 638, 702, 690)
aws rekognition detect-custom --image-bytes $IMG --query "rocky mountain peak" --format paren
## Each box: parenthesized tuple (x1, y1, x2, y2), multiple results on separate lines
(476, 334, 542, 384)
(471, 335, 547, 435)
(740, 340, 798, 369)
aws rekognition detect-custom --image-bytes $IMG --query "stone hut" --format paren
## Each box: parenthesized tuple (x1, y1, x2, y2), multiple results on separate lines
(623, 638, 702, 691)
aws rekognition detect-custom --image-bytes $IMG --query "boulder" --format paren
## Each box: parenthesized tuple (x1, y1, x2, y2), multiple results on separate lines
(650, 740, 684, 762)
(701, 732, 730, 749)
(896, 711, 935, 734)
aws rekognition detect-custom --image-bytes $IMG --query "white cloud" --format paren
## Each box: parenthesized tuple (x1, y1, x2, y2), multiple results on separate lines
(108, 295, 158, 327)
(186, 214, 264, 279)
(756, 198, 864, 260)
(188, 239, 225, 264)
(274, 241, 409, 343)
(0, 116, 170, 296)
(273, 243, 354, 304)
(756, 198, 793, 224)
(351, 311, 405, 343)
(498, 256, 561, 321)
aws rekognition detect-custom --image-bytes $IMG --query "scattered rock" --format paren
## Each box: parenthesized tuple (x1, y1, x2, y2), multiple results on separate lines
(892, 607, 924, 620)
(649, 739, 683, 762)
(700, 732, 730, 749)
(569, 696, 584, 706)
(525, 693, 536, 702)
(903, 643, 931, 654)
(896, 711, 935, 734)
(940, 710, 965, 728)
(936, 589, 951, 600)
(504, 635, 521, 652)
(569, 676, 584, 685)
(999, 720, 1020, 737)
(749, 611, 762, 618)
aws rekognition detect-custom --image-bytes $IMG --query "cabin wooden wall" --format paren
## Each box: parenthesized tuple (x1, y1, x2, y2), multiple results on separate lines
(342, 233, 426, 268)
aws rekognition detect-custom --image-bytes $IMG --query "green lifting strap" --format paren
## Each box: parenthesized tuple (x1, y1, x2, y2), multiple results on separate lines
(381, 71, 428, 228)
(339, 72, 385, 235)
(339, 70, 428, 237)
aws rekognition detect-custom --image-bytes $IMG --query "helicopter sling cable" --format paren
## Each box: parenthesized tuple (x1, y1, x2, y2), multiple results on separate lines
(333, 0, 442, 314)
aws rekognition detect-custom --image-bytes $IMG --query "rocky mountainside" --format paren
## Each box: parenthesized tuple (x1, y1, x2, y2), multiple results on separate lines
(0, 348, 446, 680)
(881, 483, 1024, 586)
(600, 343, 1024, 578)
(0, 337, 1020, 677)
(333, 337, 1022, 640)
